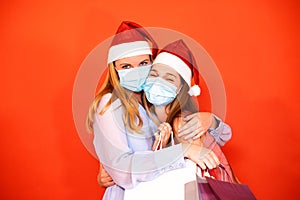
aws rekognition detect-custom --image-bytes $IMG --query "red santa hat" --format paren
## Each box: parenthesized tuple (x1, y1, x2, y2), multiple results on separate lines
(153, 39, 201, 96)
(107, 21, 158, 64)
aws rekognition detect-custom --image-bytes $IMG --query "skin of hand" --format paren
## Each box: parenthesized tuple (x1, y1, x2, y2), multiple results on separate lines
(97, 163, 115, 188)
(178, 112, 217, 140)
(152, 122, 172, 151)
(173, 115, 220, 170)
(182, 143, 220, 170)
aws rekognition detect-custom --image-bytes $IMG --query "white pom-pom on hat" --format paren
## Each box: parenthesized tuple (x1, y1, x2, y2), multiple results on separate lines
(188, 85, 201, 96)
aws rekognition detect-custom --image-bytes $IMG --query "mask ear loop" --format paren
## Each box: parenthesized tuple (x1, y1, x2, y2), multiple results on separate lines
(170, 131, 174, 146)
(176, 84, 183, 95)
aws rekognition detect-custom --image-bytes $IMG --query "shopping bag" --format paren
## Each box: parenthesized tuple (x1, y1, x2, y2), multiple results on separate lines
(125, 130, 188, 200)
(185, 177, 256, 200)
(197, 176, 256, 200)
(124, 159, 196, 200)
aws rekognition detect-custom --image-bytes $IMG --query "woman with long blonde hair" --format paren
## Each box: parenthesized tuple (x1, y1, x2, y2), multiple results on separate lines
(89, 21, 232, 199)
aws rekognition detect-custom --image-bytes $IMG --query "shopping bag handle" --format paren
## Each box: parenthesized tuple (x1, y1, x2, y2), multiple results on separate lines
(197, 164, 234, 183)
(154, 130, 174, 151)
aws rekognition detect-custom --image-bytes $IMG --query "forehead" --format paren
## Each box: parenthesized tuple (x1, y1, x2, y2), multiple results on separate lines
(152, 64, 179, 77)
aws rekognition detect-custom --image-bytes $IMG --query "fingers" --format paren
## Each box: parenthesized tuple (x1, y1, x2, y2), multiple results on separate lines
(179, 112, 213, 140)
(183, 127, 205, 140)
(182, 113, 197, 122)
(178, 118, 198, 137)
(153, 123, 172, 150)
(98, 164, 115, 188)
(178, 118, 204, 140)
(152, 132, 160, 151)
(158, 122, 172, 134)
(179, 125, 206, 141)
(197, 160, 207, 170)
(198, 151, 220, 170)
(160, 123, 172, 147)
(97, 172, 115, 187)
(185, 145, 220, 170)
(210, 151, 220, 167)
(192, 130, 206, 140)
(202, 157, 215, 170)
(103, 181, 115, 187)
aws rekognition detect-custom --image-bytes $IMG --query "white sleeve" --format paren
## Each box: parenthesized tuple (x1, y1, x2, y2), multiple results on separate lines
(93, 93, 185, 189)
(208, 115, 232, 146)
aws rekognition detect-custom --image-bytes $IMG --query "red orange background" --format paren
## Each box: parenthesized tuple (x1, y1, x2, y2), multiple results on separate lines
(1, 0, 299, 199)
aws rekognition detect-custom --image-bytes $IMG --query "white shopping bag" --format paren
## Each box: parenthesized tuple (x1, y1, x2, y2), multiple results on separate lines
(124, 159, 196, 200)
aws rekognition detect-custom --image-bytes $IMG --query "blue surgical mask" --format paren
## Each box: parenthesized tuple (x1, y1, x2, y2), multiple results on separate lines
(143, 77, 179, 106)
(117, 65, 152, 92)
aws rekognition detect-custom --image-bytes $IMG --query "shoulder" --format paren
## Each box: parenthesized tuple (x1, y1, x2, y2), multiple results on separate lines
(96, 93, 111, 112)
(97, 93, 122, 113)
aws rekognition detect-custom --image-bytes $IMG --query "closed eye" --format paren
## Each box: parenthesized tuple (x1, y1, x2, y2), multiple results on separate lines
(149, 72, 158, 77)
(149, 69, 158, 77)
(166, 78, 175, 82)
(165, 73, 176, 82)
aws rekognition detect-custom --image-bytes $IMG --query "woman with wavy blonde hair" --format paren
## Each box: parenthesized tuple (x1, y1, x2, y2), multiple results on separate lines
(88, 21, 232, 199)
(86, 21, 158, 134)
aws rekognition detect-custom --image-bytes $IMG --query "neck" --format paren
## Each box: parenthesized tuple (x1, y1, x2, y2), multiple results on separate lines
(133, 92, 142, 104)
(154, 106, 168, 122)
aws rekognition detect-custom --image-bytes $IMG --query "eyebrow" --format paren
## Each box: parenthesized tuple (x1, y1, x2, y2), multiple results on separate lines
(119, 63, 131, 67)
(140, 59, 150, 63)
(166, 72, 176, 78)
(118, 59, 150, 67)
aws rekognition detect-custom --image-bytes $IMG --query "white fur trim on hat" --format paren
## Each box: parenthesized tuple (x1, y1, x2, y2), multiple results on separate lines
(107, 41, 152, 64)
(153, 52, 192, 87)
(188, 85, 201, 96)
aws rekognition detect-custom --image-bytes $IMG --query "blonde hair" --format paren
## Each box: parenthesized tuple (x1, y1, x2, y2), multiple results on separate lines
(86, 63, 143, 134)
